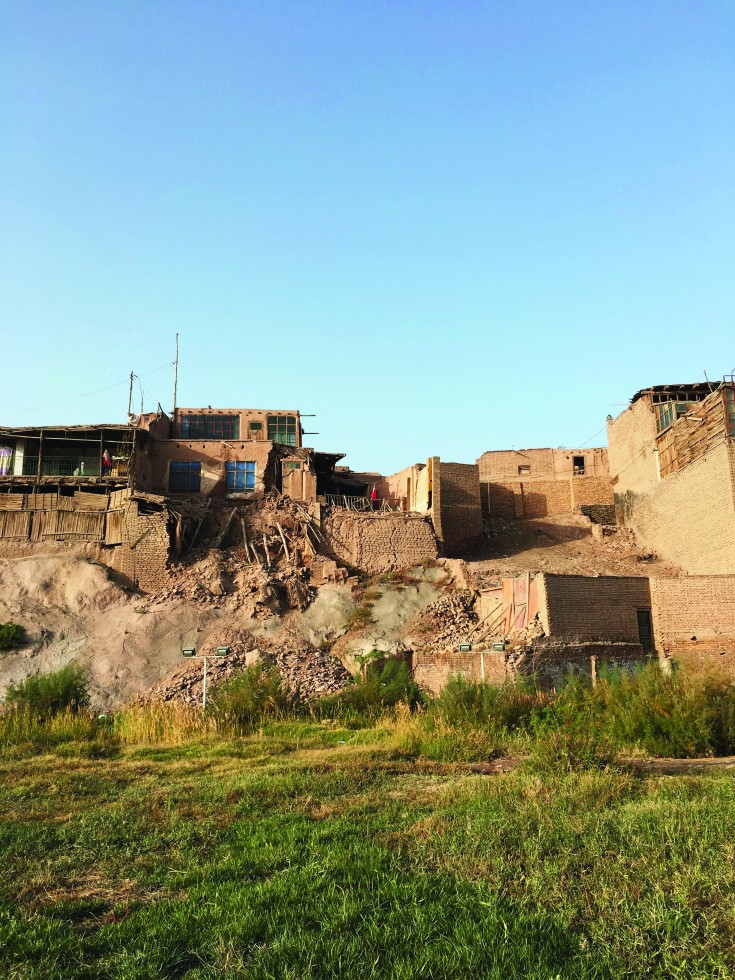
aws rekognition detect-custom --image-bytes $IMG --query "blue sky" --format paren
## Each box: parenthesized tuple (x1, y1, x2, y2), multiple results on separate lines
(1, 1, 733, 473)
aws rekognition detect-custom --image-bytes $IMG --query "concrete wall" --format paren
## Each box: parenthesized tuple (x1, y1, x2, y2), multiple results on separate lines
(477, 447, 608, 482)
(322, 511, 439, 574)
(538, 574, 651, 642)
(650, 576, 735, 672)
(430, 459, 483, 556)
(616, 440, 735, 574)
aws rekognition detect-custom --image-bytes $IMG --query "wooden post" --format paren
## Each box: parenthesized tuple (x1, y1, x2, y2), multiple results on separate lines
(37, 430, 43, 480)
(276, 522, 290, 561)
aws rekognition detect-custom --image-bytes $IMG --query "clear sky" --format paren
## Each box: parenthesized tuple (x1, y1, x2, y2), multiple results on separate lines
(1, 1, 733, 473)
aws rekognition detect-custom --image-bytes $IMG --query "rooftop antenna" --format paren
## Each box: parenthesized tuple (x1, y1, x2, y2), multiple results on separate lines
(172, 333, 179, 422)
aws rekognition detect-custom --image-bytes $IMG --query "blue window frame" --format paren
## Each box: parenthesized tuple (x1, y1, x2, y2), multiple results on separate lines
(169, 461, 201, 492)
(226, 461, 255, 492)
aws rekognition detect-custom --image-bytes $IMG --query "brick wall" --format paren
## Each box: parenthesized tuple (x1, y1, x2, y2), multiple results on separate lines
(650, 576, 735, 674)
(431, 459, 483, 556)
(607, 398, 660, 496)
(616, 440, 735, 574)
(477, 447, 608, 482)
(112, 498, 171, 592)
(538, 574, 651, 642)
(521, 480, 573, 517)
(481, 477, 612, 520)
(515, 641, 648, 690)
(570, 476, 615, 508)
(322, 511, 438, 575)
(412, 648, 506, 694)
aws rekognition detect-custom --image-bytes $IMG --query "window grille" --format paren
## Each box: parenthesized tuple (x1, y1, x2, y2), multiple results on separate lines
(267, 415, 298, 446)
(225, 461, 255, 491)
(169, 461, 201, 492)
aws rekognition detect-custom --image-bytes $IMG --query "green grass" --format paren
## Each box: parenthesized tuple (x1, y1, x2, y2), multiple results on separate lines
(1, 725, 734, 978)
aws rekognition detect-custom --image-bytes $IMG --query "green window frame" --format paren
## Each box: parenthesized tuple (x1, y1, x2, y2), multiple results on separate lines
(267, 415, 298, 447)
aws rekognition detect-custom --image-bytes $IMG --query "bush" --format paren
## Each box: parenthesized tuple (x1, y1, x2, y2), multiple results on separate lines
(210, 662, 298, 730)
(5, 664, 90, 718)
(316, 655, 423, 723)
(0, 622, 25, 650)
(432, 675, 545, 732)
(529, 663, 735, 763)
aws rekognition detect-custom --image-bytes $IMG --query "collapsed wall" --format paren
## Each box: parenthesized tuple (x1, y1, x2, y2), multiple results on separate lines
(321, 511, 439, 575)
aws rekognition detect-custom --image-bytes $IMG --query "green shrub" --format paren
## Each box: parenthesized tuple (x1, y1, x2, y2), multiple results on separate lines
(315, 655, 423, 723)
(432, 675, 544, 732)
(210, 661, 298, 730)
(529, 663, 735, 763)
(0, 622, 25, 650)
(5, 664, 90, 718)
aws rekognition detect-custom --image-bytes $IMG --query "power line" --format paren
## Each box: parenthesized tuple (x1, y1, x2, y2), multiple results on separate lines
(2, 362, 173, 420)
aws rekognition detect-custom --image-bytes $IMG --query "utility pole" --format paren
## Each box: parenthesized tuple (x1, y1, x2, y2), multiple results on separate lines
(127, 371, 134, 417)
(173, 333, 179, 422)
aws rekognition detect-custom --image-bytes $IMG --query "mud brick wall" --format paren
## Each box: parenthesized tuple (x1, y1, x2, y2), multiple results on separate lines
(431, 460, 483, 556)
(520, 480, 572, 517)
(580, 504, 616, 525)
(480, 481, 518, 519)
(607, 398, 660, 496)
(112, 499, 171, 592)
(537, 574, 651, 642)
(616, 441, 735, 574)
(412, 648, 506, 694)
(322, 512, 438, 575)
(570, 476, 615, 508)
(650, 576, 735, 673)
(516, 641, 648, 690)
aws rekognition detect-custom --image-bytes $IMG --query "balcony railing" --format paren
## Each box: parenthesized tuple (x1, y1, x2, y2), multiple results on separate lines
(16, 456, 127, 479)
(325, 493, 372, 511)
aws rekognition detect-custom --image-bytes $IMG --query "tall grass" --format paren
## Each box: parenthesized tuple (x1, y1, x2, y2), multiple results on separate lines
(3, 661, 735, 761)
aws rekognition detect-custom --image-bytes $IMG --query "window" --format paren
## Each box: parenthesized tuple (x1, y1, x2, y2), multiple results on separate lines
(284, 461, 302, 471)
(181, 414, 240, 440)
(573, 455, 585, 476)
(226, 461, 255, 491)
(248, 421, 263, 440)
(518, 465, 530, 475)
(169, 461, 201, 492)
(267, 415, 298, 446)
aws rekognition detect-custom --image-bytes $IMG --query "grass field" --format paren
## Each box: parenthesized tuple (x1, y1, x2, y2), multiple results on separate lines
(2, 718, 735, 979)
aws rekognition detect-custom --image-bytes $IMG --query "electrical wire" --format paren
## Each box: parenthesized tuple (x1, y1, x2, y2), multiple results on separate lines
(3, 362, 174, 420)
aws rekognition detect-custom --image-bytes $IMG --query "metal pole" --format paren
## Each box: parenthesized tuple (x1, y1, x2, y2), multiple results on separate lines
(172, 333, 179, 423)
(202, 656, 207, 712)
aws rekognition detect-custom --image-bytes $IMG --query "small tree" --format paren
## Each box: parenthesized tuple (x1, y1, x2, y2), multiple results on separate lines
(5, 664, 90, 718)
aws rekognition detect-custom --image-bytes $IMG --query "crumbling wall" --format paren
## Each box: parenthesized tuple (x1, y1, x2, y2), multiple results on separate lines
(431, 459, 483, 556)
(520, 480, 573, 517)
(112, 496, 171, 592)
(538, 574, 651, 642)
(321, 511, 439, 574)
(616, 440, 735, 574)
(650, 576, 735, 673)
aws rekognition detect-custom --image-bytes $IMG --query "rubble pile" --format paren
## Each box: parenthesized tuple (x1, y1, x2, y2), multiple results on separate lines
(147, 492, 325, 615)
(143, 623, 352, 705)
(414, 590, 479, 652)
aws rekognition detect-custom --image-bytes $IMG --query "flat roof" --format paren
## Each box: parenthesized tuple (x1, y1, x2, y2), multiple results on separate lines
(630, 382, 718, 404)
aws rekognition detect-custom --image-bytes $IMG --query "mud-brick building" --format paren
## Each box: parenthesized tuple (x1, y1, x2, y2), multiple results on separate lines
(132, 407, 348, 502)
(608, 378, 735, 573)
(475, 446, 614, 522)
